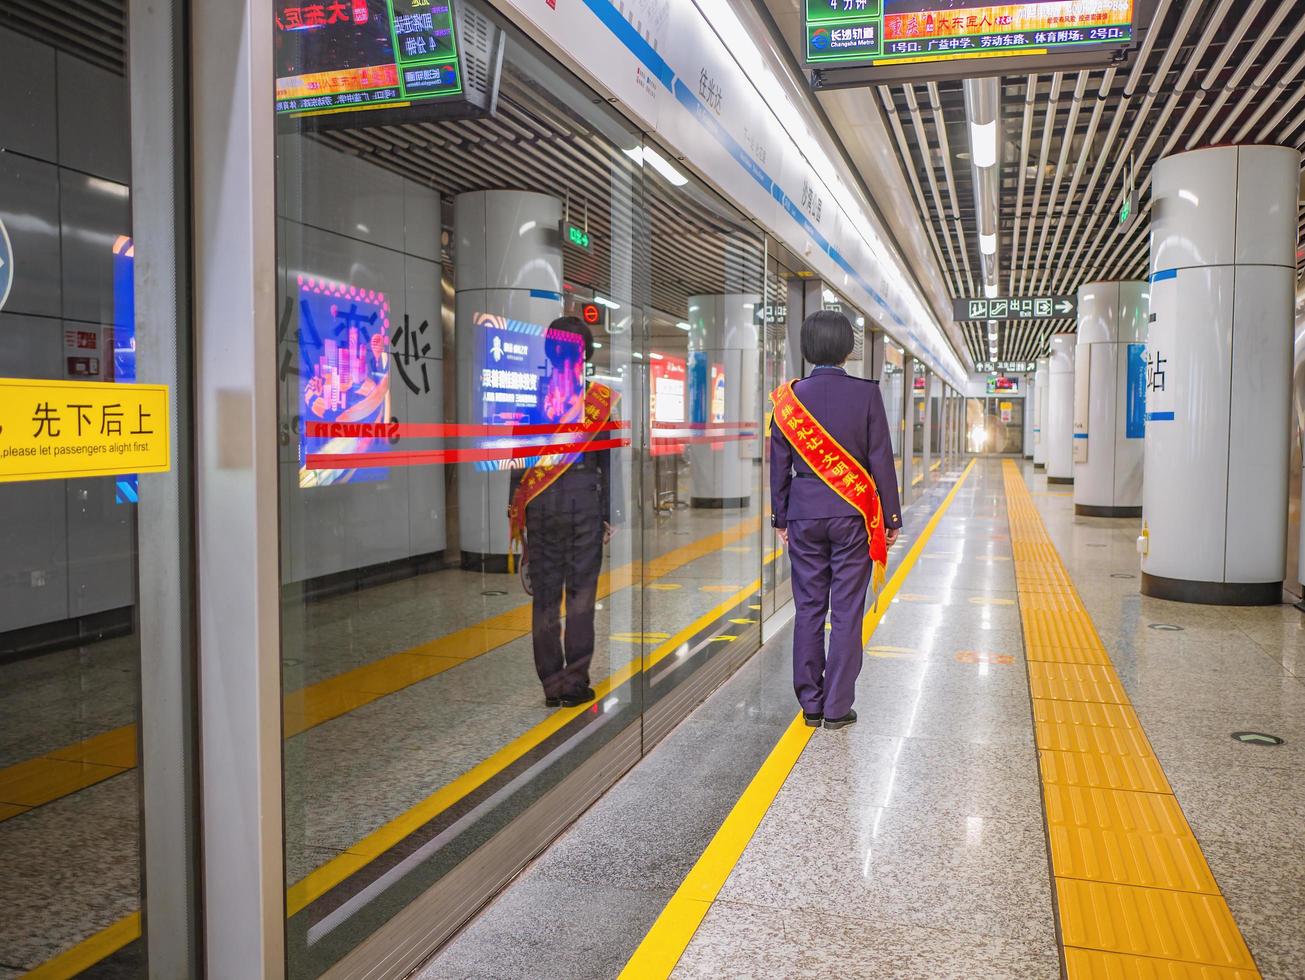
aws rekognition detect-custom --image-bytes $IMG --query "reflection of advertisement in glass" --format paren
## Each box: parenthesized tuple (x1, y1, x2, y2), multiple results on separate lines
(710, 362, 726, 424)
(474, 312, 585, 471)
(297, 276, 392, 488)
(110, 235, 137, 504)
(650, 353, 686, 457)
(274, 0, 462, 116)
(687, 351, 709, 424)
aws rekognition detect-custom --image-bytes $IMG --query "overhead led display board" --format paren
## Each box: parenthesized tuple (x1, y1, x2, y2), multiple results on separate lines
(806, 0, 1136, 80)
(275, 0, 463, 117)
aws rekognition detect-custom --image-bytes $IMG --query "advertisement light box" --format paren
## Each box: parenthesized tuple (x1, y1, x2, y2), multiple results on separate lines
(275, 0, 463, 117)
(806, 0, 1137, 81)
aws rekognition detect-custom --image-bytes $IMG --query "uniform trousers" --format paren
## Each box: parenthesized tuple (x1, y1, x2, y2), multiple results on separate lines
(786, 515, 872, 719)
(525, 470, 605, 698)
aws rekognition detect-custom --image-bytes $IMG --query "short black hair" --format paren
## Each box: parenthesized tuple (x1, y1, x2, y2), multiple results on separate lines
(800, 310, 855, 366)
(547, 315, 595, 365)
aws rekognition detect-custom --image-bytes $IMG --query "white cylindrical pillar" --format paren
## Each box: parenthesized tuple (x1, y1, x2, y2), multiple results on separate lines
(1033, 357, 1049, 470)
(1046, 335, 1075, 485)
(687, 293, 760, 508)
(1073, 281, 1147, 517)
(454, 190, 564, 569)
(1142, 144, 1301, 604)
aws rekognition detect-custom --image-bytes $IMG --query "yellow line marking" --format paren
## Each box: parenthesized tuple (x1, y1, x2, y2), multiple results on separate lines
(617, 715, 812, 979)
(23, 912, 141, 980)
(0, 519, 759, 820)
(621, 460, 976, 979)
(1002, 460, 1258, 976)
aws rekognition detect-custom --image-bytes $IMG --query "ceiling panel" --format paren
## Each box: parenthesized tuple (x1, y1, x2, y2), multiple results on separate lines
(874, 0, 1305, 365)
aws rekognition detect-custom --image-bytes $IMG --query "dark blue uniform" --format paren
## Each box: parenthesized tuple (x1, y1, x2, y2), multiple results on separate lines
(510, 438, 621, 701)
(770, 367, 903, 719)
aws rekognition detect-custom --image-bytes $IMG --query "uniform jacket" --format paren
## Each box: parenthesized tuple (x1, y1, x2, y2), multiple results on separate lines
(769, 366, 903, 531)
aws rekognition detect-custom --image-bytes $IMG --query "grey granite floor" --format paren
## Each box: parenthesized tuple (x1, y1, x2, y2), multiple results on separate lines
(416, 466, 971, 980)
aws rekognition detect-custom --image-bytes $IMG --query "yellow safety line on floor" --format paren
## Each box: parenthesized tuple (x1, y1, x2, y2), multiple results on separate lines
(21, 913, 140, 980)
(0, 518, 759, 823)
(620, 459, 976, 980)
(1002, 460, 1260, 979)
(26, 551, 781, 978)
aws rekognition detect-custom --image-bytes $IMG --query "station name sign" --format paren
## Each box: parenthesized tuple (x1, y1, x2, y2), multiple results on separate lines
(953, 296, 1076, 321)
(806, 0, 1135, 79)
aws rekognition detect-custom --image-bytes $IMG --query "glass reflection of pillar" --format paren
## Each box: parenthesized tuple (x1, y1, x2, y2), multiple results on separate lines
(454, 190, 563, 569)
(686, 292, 760, 508)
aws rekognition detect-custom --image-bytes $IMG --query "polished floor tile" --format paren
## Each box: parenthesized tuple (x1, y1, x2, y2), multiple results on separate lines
(673, 898, 1058, 979)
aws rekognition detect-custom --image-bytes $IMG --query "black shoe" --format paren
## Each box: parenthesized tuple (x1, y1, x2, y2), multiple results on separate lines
(559, 687, 596, 707)
(824, 710, 857, 730)
(803, 712, 824, 728)
(544, 694, 563, 708)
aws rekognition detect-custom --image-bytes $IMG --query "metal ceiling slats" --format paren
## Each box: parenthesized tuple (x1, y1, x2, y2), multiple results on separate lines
(883, 0, 1305, 366)
(1008, 75, 1037, 295)
(2, 2, 125, 75)
(878, 86, 967, 298)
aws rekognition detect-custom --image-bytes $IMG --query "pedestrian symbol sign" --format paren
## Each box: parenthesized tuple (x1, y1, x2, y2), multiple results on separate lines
(0, 378, 170, 483)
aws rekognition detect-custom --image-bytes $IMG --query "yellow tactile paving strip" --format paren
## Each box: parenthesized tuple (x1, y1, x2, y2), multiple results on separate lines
(0, 518, 759, 822)
(1002, 461, 1259, 979)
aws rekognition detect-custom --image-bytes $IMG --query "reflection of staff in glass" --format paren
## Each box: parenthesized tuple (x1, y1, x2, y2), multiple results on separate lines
(508, 318, 620, 707)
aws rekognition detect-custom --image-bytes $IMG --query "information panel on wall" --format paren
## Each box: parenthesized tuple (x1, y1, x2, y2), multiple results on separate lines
(275, 0, 463, 116)
(805, 0, 1134, 73)
(1072, 352, 1090, 462)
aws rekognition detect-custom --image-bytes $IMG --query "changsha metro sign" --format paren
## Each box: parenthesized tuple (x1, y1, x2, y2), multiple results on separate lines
(806, 0, 1134, 69)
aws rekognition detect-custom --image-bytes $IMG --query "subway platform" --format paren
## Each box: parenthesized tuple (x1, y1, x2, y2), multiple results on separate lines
(418, 459, 1305, 980)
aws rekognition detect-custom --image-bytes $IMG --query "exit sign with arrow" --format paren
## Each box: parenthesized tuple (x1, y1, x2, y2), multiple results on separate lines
(953, 296, 1076, 321)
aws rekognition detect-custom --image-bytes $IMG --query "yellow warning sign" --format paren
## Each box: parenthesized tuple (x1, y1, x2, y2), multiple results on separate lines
(0, 378, 170, 483)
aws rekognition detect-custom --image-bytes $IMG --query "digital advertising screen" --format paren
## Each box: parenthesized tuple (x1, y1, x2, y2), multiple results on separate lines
(275, 0, 462, 117)
(650, 354, 686, 457)
(986, 375, 1019, 395)
(297, 276, 393, 488)
(805, 0, 1134, 72)
(474, 312, 587, 471)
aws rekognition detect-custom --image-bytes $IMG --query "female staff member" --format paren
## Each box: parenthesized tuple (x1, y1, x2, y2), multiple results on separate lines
(770, 311, 903, 730)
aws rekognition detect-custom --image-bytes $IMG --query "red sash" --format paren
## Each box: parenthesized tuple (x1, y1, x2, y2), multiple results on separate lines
(771, 380, 889, 593)
(508, 382, 617, 571)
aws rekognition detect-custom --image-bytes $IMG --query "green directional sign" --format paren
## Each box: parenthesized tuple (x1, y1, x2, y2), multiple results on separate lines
(565, 223, 591, 251)
(953, 296, 1076, 321)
